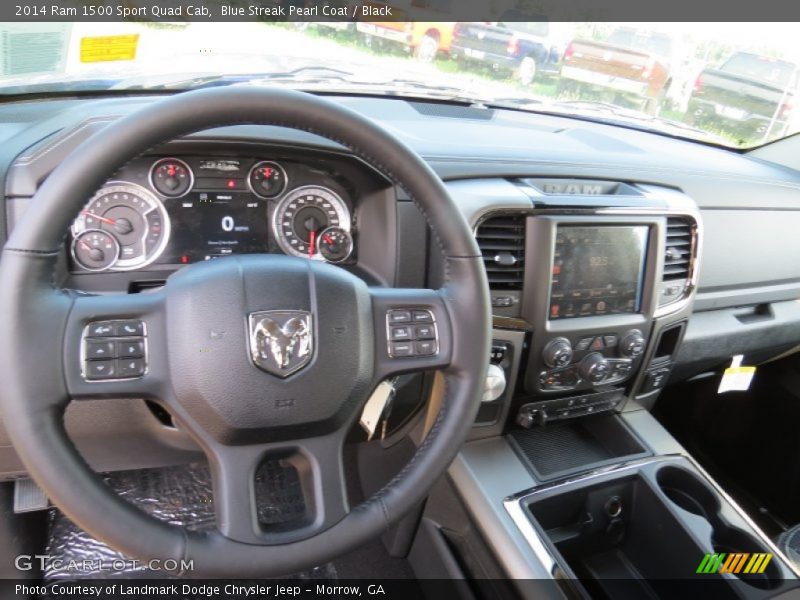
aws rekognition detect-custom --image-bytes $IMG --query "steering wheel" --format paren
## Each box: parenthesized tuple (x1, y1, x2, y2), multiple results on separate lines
(0, 88, 490, 577)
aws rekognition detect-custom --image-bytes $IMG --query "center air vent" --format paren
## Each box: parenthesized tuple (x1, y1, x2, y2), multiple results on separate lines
(663, 217, 693, 281)
(475, 215, 526, 290)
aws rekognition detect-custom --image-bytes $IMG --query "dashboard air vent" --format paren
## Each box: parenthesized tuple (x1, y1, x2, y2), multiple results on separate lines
(476, 215, 526, 290)
(663, 217, 693, 281)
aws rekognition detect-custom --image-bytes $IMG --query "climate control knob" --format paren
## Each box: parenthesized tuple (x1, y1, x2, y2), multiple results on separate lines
(579, 352, 611, 384)
(542, 337, 573, 368)
(619, 330, 646, 358)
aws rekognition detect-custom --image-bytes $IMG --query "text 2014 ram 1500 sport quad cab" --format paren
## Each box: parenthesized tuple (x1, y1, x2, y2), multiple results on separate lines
(1, 6, 800, 600)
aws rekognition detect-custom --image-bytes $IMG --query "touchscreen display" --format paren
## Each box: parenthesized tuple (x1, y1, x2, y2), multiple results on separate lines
(549, 225, 648, 320)
(161, 192, 269, 263)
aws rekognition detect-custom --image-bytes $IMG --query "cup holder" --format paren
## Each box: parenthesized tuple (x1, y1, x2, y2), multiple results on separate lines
(713, 528, 781, 590)
(657, 465, 720, 520)
(657, 465, 782, 590)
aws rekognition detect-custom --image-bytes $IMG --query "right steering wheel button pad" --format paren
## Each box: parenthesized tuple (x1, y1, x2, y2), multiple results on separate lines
(82, 320, 147, 381)
(387, 309, 438, 358)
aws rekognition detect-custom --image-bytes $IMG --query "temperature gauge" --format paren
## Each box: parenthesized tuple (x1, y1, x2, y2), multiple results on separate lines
(318, 227, 353, 263)
(248, 161, 287, 199)
(71, 229, 120, 272)
(150, 158, 193, 198)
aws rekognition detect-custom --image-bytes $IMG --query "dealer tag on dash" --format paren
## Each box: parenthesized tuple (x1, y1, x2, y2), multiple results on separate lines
(718, 355, 756, 393)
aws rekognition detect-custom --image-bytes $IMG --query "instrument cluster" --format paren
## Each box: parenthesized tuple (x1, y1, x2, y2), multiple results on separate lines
(69, 155, 356, 272)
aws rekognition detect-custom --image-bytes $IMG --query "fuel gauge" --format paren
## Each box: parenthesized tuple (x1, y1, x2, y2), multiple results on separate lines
(71, 229, 120, 272)
(318, 227, 353, 263)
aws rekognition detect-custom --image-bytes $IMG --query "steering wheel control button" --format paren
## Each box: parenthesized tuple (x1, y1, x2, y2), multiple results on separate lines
(388, 310, 412, 323)
(85, 360, 116, 380)
(118, 358, 146, 378)
(415, 340, 436, 356)
(414, 325, 435, 340)
(85, 340, 115, 360)
(87, 321, 115, 337)
(386, 308, 438, 358)
(390, 342, 415, 357)
(82, 320, 147, 381)
(390, 326, 413, 341)
(115, 320, 144, 336)
(117, 340, 145, 358)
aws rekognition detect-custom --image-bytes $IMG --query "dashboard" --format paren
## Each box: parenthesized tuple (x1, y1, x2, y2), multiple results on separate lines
(70, 153, 361, 274)
(2, 92, 800, 475)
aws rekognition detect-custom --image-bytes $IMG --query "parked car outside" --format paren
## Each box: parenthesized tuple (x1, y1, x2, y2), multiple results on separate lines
(449, 15, 561, 85)
(356, 0, 455, 62)
(559, 26, 677, 114)
(687, 51, 799, 143)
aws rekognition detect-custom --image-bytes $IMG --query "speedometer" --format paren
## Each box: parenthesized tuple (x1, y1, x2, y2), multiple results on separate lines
(271, 186, 351, 260)
(71, 182, 171, 271)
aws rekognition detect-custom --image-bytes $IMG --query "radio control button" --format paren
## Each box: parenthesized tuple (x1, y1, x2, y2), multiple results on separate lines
(414, 325, 435, 340)
(620, 330, 646, 358)
(412, 310, 434, 323)
(579, 353, 611, 384)
(415, 340, 436, 356)
(390, 342, 414, 357)
(388, 310, 412, 323)
(575, 337, 594, 351)
(590, 337, 605, 351)
(543, 337, 573, 368)
(390, 326, 413, 341)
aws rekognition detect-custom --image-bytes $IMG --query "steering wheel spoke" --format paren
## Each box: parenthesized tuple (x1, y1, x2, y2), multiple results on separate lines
(63, 290, 169, 401)
(370, 287, 453, 381)
(205, 430, 349, 545)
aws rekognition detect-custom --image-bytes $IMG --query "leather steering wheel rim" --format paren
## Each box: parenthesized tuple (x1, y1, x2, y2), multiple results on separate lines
(0, 87, 490, 577)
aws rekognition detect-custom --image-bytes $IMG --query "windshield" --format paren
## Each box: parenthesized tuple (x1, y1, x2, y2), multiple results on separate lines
(2, 20, 800, 149)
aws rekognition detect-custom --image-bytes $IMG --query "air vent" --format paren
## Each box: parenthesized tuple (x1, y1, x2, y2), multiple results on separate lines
(663, 217, 693, 281)
(476, 215, 526, 290)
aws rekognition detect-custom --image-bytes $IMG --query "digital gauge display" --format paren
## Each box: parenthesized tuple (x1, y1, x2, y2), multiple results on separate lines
(163, 192, 270, 263)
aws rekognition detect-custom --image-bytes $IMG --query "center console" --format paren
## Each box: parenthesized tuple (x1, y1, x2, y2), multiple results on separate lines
(459, 178, 701, 435)
(407, 178, 798, 597)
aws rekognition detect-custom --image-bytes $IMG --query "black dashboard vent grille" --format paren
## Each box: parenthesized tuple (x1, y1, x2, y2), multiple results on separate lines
(476, 215, 526, 290)
(663, 217, 693, 280)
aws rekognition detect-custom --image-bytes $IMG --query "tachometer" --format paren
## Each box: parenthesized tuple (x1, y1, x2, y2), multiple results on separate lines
(71, 182, 171, 271)
(271, 186, 351, 260)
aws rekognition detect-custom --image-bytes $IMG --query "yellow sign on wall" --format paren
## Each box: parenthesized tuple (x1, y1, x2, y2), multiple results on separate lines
(80, 34, 139, 63)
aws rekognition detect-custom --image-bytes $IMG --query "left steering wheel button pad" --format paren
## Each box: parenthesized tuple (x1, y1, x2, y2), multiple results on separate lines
(82, 320, 147, 381)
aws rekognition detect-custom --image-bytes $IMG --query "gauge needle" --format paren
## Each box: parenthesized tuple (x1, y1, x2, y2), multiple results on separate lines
(322, 234, 333, 245)
(79, 240, 92, 252)
(308, 230, 317, 258)
(82, 211, 117, 226)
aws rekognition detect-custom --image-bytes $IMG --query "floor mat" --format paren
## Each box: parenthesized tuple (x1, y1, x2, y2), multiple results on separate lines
(43, 463, 336, 581)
